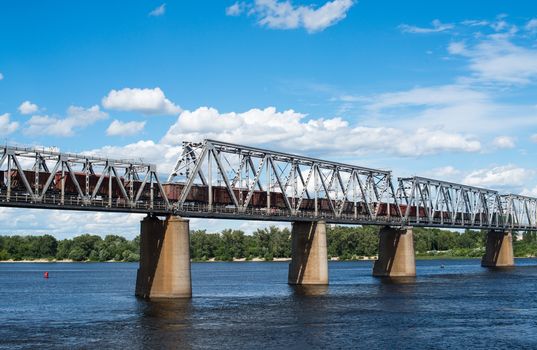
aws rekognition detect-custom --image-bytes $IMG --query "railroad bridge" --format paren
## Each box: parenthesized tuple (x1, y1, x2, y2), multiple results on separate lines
(1, 140, 536, 298)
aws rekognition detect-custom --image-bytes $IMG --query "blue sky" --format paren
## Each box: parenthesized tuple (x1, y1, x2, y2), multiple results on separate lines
(1, 0, 537, 237)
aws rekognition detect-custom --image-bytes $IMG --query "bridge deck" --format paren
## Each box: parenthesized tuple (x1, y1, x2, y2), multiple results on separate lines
(1, 191, 534, 231)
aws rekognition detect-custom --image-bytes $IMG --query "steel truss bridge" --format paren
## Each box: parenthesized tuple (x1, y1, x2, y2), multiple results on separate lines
(1, 140, 536, 231)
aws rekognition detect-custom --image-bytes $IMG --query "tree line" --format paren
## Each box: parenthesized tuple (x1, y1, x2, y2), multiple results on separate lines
(0, 226, 536, 262)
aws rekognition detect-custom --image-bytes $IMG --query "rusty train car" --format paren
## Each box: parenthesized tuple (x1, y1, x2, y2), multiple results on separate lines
(0, 172, 488, 222)
(3, 170, 152, 200)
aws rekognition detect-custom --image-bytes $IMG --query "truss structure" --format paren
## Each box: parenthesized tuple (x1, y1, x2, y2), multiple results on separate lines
(0, 145, 169, 213)
(1, 141, 537, 230)
(397, 176, 537, 230)
(168, 139, 401, 223)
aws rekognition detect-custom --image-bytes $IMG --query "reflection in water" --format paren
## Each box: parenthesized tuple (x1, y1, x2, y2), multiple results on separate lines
(291, 284, 329, 297)
(135, 298, 194, 349)
(377, 276, 417, 285)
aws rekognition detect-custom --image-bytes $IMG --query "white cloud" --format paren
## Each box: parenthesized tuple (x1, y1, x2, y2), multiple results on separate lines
(162, 106, 481, 157)
(0, 208, 144, 239)
(233, 0, 355, 33)
(492, 136, 515, 149)
(531, 134, 537, 143)
(461, 19, 489, 27)
(149, 3, 166, 17)
(399, 19, 453, 34)
(344, 83, 537, 135)
(25, 105, 108, 137)
(106, 119, 146, 136)
(427, 166, 461, 179)
(463, 165, 534, 188)
(450, 35, 537, 85)
(102, 87, 181, 115)
(526, 18, 537, 33)
(448, 41, 466, 55)
(522, 185, 537, 197)
(86, 140, 181, 174)
(0, 72, 3, 80)
(18, 100, 39, 115)
(0, 113, 19, 135)
(365, 84, 488, 111)
(226, 2, 245, 16)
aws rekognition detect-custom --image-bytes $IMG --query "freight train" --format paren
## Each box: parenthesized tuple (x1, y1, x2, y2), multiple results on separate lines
(0, 170, 484, 221)
(0, 170, 152, 199)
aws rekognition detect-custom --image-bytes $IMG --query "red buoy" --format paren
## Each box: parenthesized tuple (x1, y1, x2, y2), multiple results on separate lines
(44, 271, 49, 279)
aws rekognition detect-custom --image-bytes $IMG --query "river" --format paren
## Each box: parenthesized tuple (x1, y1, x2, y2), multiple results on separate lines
(1, 259, 537, 349)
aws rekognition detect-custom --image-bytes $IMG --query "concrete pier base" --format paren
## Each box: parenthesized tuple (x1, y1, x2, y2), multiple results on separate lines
(135, 215, 192, 298)
(373, 226, 416, 277)
(481, 230, 514, 267)
(288, 221, 328, 285)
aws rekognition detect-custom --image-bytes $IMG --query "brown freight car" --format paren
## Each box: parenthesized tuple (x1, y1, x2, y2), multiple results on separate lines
(9, 170, 50, 192)
(54, 172, 126, 198)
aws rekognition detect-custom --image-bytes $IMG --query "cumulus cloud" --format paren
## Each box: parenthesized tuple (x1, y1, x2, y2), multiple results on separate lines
(106, 119, 146, 136)
(18, 100, 39, 115)
(102, 87, 181, 115)
(24, 105, 108, 137)
(86, 140, 181, 174)
(149, 3, 166, 17)
(399, 19, 454, 34)
(229, 0, 355, 33)
(463, 165, 534, 188)
(492, 136, 515, 149)
(0, 113, 19, 135)
(161, 106, 481, 157)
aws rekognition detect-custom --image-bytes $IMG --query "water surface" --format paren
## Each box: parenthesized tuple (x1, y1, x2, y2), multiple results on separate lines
(1, 259, 537, 349)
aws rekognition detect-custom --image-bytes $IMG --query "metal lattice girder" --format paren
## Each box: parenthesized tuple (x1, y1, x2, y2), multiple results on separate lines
(0, 145, 170, 212)
(2, 142, 537, 231)
(397, 176, 505, 228)
(167, 139, 401, 221)
(501, 194, 537, 229)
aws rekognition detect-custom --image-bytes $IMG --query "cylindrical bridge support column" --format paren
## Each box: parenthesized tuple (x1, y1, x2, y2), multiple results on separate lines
(135, 215, 192, 298)
(288, 221, 329, 285)
(481, 230, 514, 268)
(373, 226, 416, 277)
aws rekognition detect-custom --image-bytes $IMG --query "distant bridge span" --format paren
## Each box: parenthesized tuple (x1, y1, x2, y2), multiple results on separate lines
(0, 140, 529, 298)
(1, 140, 536, 231)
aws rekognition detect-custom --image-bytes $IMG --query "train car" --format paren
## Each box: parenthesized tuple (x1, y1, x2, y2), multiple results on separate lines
(9, 170, 50, 192)
(54, 172, 126, 198)
(128, 180, 152, 200)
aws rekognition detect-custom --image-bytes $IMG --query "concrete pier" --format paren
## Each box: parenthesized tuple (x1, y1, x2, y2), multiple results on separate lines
(373, 226, 416, 277)
(135, 215, 192, 298)
(481, 230, 514, 267)
(288, 221, 329, 285)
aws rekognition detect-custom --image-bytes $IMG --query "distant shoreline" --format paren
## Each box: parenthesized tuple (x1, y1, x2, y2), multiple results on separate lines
(3, 256, 535, 263)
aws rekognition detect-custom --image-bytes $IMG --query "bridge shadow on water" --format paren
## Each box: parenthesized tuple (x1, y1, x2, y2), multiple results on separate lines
(135, 298, 195, 349)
